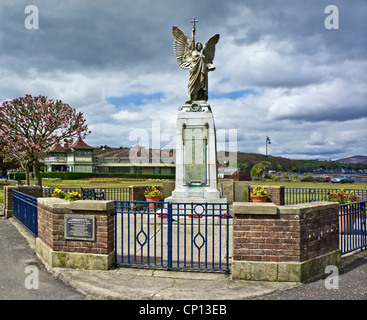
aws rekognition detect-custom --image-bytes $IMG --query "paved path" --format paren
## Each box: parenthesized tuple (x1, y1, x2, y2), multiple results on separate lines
(1, 216, 366, 302)
(254, 249, 367, 300)
(0, 218, 85, 300)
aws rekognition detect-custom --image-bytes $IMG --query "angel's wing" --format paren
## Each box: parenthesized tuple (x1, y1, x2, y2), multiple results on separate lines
(202, 34, 220, 64)
(172, 26, 192, 70)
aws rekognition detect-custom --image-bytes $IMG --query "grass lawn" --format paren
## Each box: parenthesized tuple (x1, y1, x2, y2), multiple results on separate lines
(1, 179, 366, 204)
(39, 178, 367, 190)
(41, 178, 168, 189)
(249, 180, 367, 190)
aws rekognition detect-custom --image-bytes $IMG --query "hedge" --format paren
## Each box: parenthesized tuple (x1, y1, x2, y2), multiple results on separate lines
(9, 172, 175, 181)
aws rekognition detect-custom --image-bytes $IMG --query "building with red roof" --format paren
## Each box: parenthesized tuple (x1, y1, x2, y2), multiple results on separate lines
(94, 145, 175, 175)
(44, 139, 176, 175)
(44, 137, 94, 173)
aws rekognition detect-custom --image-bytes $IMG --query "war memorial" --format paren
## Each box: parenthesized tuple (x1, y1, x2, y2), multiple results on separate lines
(166, 18, 226, 205)
(2, 18, 343, 285)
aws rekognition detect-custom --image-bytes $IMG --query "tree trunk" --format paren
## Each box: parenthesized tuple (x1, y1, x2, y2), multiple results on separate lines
(20, 161, 30, 185)
(25, 166, 30, 185)
(33, 161, 42, 188)
(20, 161, 31, 186)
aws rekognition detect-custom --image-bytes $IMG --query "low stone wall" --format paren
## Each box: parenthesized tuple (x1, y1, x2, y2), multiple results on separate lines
(129, 182, 176, 201)
(130, 185, 164, 201)
(3, 185, 42, 218)
(6, 185, 342, 280)
(249, 186, 285, 205)
(232, 201, 340, 282)
(36, 198, 115, 270)
(217, 180, 250, 203)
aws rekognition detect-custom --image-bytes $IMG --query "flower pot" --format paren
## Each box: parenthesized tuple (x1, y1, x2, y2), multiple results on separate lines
(145, 195, 161, 208)
(251, 195, 268, 203)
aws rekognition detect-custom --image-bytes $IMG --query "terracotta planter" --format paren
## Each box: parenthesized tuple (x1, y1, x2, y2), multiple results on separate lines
(145, 194, 161, 208)
(251, 195, 268, 203)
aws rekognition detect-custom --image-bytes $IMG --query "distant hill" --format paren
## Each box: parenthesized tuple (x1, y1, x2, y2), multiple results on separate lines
(92, 147, 367, 172)
(335, 155, 367, 165)
(219, 151, 367, 172)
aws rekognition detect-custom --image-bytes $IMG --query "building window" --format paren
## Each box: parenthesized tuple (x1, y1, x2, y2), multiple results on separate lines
(134, 167, 142, 174)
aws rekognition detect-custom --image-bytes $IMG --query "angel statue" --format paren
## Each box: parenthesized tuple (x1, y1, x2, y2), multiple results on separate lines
(172, 18, 219, 104)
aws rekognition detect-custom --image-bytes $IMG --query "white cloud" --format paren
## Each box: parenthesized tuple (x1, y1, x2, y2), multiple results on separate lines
(0, 0, 366, 160)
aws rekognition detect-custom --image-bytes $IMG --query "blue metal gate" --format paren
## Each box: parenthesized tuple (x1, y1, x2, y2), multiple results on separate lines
(113, 201, 232, 273)
(12, 190, 38, 237)
(339, 201, 367, 255)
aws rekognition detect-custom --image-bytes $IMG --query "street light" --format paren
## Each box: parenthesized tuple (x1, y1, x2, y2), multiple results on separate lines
(265, 136, 271, 175)
(265, 136, 271, 163)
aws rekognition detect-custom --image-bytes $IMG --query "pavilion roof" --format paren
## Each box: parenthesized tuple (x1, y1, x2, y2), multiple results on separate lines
(70, 137, 94, 150)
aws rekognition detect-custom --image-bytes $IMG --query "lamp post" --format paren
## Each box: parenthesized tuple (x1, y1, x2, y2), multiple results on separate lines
(265, 136, 271, 162)
(265, 136, 271, 174)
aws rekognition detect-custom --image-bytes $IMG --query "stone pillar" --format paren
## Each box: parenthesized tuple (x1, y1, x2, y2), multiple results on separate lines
(36, 198, 115, 270)
(167, 103, 226, 204)
(234, 181, 249, 202)
(3, 185, 42, 218)
(232, 201, 340, 282)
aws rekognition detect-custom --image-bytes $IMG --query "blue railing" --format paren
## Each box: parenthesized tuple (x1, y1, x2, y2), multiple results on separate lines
(284, 187, 367, 205)
(12, 190, 38, 237)
(339, 201, 367, 255)
(113, 200, 232, 273)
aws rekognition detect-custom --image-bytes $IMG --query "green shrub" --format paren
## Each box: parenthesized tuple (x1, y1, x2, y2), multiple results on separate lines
(300, 174, 320, 183)
(9, 172, 26, 180)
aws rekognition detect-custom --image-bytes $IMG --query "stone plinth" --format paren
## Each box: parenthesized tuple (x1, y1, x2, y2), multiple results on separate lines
(167, 103, 226, 204)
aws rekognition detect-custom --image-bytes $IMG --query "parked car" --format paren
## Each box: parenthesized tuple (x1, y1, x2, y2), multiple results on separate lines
(331, 175, 355, 184)
(323, 175, 330, 182)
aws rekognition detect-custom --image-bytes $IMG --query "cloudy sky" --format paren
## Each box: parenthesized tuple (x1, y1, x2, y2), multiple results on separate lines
(1, 0, 366, 160)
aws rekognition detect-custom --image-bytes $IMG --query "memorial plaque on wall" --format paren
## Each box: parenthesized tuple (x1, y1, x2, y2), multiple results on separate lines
(65, 215, 95, 241)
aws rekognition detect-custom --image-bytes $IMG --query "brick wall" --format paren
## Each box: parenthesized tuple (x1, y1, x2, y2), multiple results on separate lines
(4, 186, 42, 217)
(232, 201, 340, 281)
(37, 199, 114, 255)
(233, 202, 339, 263)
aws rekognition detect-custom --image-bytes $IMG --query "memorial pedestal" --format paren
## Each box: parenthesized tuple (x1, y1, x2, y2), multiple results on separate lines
(165, 103, 226, 205)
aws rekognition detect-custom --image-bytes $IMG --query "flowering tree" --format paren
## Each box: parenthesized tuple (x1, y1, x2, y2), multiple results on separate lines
(0, 94, 90, 187)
